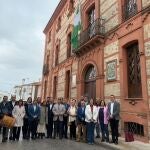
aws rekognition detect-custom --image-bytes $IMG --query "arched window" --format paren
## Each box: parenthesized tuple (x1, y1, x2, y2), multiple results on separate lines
(85, 66, 96, 81)
(124, 0, 137, 20)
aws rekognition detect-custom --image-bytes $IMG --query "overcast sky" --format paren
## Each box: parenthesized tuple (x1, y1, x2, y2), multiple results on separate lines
(0, 0, 60, 93)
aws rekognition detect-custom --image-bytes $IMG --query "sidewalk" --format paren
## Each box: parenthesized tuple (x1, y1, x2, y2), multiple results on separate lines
(95, 137, 150, 150)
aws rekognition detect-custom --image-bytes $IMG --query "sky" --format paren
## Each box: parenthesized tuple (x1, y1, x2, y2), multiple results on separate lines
(0, 0, 60, 93)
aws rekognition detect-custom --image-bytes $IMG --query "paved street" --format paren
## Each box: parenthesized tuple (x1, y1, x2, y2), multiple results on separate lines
(0, 138, 113, 150)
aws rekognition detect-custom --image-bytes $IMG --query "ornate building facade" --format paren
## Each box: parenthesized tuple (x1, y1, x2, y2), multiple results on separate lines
(41, 0, 150, 142)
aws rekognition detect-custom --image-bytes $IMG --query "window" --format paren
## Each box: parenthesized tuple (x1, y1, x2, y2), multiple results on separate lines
(126, 43, 142, 98)
(68, 0, 74, 16)
(87, 7, 95, 26)
(43, 55, 49, 75)
(55, 45, 59, 66)
(65, 71, 71, 99)
(53, 76, 58, 99)
(124, 0, 137, 20)
(67, 32, 72, 58)
(46, 55, 50, 66)
(87, 7, 95, 37)
(44, 80, 47, 100)
(48, 31, 51, 43)
(124, 122, 144, 136)
(85, 66, 96, 81)
(57, 17, 61, 32)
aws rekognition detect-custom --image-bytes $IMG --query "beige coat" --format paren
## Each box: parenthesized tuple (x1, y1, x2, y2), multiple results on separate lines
(52, 103, 65, 121)
(12, 105, 25, 127)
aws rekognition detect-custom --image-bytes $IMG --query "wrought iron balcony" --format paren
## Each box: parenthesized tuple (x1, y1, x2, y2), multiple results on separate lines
(43, 64, 49, 75)
(123, 1, 138, 21)
(72, 18, 105, 54)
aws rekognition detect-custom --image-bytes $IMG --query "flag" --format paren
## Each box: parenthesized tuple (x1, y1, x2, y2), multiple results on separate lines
(71, 0, 81, 50)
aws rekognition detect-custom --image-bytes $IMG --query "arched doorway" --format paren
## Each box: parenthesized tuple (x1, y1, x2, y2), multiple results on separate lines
(84, 65, 96, 101)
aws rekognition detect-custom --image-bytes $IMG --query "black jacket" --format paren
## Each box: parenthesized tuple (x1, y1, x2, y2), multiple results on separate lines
(0, 101, 12, 116)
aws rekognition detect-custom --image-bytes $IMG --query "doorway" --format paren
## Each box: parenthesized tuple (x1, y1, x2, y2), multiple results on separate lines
(84, 65, 96, 101)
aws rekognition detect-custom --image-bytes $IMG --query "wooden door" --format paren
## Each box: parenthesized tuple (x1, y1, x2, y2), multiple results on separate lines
(85, 80, 96, 100)
(84, 65, 96, 102)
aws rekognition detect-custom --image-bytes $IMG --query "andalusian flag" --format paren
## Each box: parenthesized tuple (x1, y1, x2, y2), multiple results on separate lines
(71, 0, 81, 50)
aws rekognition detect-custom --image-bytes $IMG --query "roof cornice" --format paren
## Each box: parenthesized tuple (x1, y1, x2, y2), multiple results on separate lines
(43, 0, 67, 34)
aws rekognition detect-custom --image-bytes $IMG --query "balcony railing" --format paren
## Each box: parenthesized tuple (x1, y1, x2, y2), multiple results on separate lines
(123, 2, 138, 21)
(43, 64, 49, 75)
(73, 18, 105, 54)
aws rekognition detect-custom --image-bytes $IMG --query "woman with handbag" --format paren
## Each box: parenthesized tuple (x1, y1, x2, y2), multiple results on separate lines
(68, 99, 77, 140)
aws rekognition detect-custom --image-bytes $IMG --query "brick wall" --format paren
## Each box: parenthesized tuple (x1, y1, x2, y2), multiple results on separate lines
(142, 0, 150, 8)
(104, 40, 120, 99)
(100, 0, 119, 32)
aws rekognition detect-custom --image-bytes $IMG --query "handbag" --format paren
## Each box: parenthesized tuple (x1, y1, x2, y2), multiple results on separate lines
(125, 131, 134, 142)
(0, 115, 16, 128)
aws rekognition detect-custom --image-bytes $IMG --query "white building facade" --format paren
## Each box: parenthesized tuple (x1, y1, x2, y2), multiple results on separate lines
(12, 82, 41, 101)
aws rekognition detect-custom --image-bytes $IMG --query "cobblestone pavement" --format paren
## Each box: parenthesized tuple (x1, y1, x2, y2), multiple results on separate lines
(0, 138, 113, 150)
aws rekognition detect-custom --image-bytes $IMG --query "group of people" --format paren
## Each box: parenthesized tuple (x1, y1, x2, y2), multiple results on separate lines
(0, 94, 120, 145)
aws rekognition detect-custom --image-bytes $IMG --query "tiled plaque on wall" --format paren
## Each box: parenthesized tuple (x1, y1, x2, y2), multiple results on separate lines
(106, 59, 117, 81)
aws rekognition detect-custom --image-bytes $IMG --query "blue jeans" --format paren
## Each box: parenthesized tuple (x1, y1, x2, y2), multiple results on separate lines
(86, 122, 95, 143)
(100, 122, 109, 140)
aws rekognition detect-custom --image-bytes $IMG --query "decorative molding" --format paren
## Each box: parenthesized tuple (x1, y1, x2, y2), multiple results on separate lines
(142, 12, 150, 22)
(97, 74, 105, 79)
(119, 59, 124, 63)
(139, 51, 145, 56)
(129, 100, 138, 105)
(137, 113, 147, 119)
(125, 22, 133, 30)
(107, 32, 119, 41)
(66, 24, 73, 34)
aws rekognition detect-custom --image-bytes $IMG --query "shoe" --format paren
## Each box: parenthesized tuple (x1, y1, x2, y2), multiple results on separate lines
(109, 140, 115, 144)
(26, 137, 30, 140)
(76, 139, 80, 142)
(2, 139, 7, 143)
(114, 140, 118, 145)
(9, 136, 13, 140)
(101, 139, 105, 142)
(96, 135, 100, 138)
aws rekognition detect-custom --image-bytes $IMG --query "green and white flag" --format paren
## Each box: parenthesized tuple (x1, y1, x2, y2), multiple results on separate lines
(71, 0, 81, 50)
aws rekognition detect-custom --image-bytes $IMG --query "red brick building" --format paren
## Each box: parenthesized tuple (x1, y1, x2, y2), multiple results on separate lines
(41, 0, 150, 142)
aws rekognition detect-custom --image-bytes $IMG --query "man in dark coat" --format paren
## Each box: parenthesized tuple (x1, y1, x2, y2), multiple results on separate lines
(108, 95, 120, 145)
(46, 97, 54, 138)
(0, 96, 12, 142)
(22, 97, 32, 139)
(28, 100, 40, 140)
